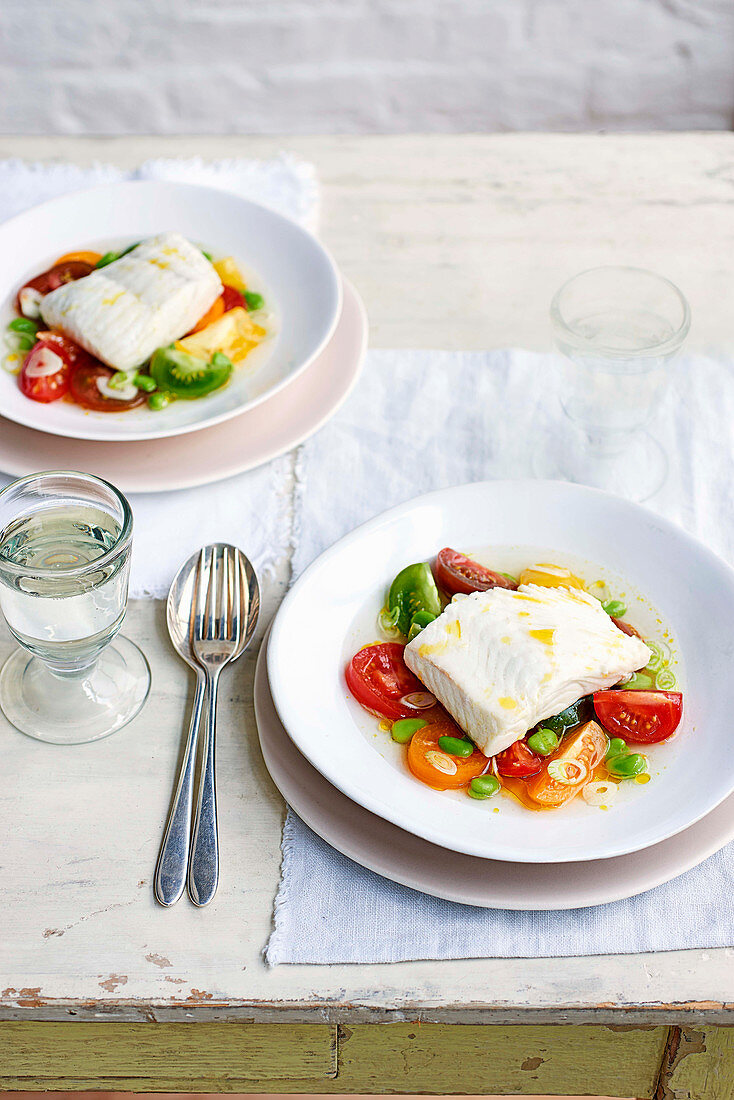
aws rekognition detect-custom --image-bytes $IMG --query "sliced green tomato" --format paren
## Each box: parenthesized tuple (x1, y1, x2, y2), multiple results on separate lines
(387, 562, 442, 637)
(541, 697, 591, 736)
(150, 346, 232, 399)
(407, 609, 438, 641)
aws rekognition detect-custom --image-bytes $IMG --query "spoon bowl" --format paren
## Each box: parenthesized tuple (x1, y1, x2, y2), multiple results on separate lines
(167, 545, 260, 670)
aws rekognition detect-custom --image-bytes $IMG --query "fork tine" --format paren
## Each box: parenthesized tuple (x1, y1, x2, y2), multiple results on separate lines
(205, 546, 217, 640)
(230, 548, 241, 646)
(218, 547, 229, 641)
(193, 547, 208, 642)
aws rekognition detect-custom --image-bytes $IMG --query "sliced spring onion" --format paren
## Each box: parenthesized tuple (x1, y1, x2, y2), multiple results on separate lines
(5, 331, 35, 353)
(655, 668, 677, 689)
(645, 640, 670, 673)
(401, 691, 436, 710)
(24, 347, 64, 377)
(423, 750, 458, 775)
(96, 373, 138, 401)
(602, 598, 627, 617)
(547, 759, 588, 786)
(378, 606, 402, 637)
(583, 780, 617, 808)
(2, 351, 23, 374)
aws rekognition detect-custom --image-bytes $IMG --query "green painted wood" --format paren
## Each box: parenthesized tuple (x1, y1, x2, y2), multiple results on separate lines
(657, 1026, 734, 1100)
(0, 1021, 669, 1094)
(334, 1023, 668, 1097)
(0, 1022, 337, 1087)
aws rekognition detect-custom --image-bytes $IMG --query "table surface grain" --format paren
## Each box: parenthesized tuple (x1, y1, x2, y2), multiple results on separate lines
(1, 133, 733, 1025)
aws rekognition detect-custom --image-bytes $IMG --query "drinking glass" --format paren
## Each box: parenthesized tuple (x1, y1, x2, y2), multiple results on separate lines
(0, 471, 150, 744)
(548, 266, 690, 501)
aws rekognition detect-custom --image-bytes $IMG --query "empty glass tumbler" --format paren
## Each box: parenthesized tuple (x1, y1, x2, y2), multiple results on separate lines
(0, 471, 150, 744)
(549, 266, 690, 501)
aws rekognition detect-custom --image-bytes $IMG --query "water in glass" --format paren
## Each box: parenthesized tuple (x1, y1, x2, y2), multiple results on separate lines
(0, 503, 129, 673)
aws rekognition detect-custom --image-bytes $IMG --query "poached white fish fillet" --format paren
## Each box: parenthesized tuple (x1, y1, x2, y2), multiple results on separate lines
(404, 583, 651, 757)
(40, 233, 222, 371)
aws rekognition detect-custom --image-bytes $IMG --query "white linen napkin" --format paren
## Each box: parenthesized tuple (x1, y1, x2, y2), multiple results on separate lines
(266, 347, 734, 964)
(0, 155, 318, 597)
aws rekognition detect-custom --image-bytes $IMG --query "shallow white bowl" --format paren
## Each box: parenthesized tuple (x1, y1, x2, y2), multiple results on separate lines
(268, 480, 734, 864)
(0, 180, 341, 442)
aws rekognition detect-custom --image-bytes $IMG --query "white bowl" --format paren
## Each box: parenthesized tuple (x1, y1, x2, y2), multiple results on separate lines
(0, 181, 341, 442)
(268, 480, 734, 863)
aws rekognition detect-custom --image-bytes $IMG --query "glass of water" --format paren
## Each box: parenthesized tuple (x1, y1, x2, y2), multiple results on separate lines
(549, 266, 690, 501)
(0, 471, 150, 744)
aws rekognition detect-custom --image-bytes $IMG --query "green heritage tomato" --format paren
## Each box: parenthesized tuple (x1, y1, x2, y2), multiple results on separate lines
(150, 346, 232, 399)
(542, 697, 591, 736)
(387, 562, 442, 637)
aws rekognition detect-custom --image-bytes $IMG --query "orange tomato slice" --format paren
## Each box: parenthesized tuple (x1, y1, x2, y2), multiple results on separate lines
(525, 720, 608, 807)
(408, 712, 489, 790)
(54, 250, 103, 266)
(187, 295, 225, 335)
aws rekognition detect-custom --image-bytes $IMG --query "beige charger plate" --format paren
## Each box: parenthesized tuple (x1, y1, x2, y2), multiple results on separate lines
(0, 278, 366, 493)
(255, 627, 734, 910)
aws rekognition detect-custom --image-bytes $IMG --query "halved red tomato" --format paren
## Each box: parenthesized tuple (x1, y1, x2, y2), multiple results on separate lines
(346, 642, 433, 721)
(434, 548, 518, 596)
(495, 740, 542, 777)
(408, 713, 489, 790)
(16, 261, 94, 315)
(18, 337, 76, 403)
(611, 616, 643, 639)
(593, 690, 683, 745)
(221, 285, 246, 311)
(69, 361, 147, 412)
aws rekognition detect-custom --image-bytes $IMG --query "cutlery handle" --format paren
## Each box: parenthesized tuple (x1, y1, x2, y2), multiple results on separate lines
(154, 670, 206, 907)
(188, 669, 220, 906)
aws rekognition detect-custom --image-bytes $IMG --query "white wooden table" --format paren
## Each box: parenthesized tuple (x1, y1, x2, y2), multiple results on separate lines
(1, 134, 733, 1098)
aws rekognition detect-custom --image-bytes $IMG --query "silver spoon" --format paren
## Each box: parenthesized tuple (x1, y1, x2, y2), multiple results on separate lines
(154, 544, 260, 907)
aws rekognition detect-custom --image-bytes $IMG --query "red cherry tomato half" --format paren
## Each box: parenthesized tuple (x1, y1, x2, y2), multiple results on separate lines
(69, 361, 147, 412)
(434, 548, 518, 596)
(346, 642, 434, 721)
(593, 690, 683, 745)
(495, 739, 543, 777)
(16, 261, 94, 313)
(611, 616, 643, 639)
(18, 337, 76, 403)
(221, 284, 246, 312)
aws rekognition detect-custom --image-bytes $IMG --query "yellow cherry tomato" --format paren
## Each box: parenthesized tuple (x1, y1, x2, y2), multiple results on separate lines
(53, 250, 103, 266)
(519, 563, 585, 589)
(213, 256, 246, 291)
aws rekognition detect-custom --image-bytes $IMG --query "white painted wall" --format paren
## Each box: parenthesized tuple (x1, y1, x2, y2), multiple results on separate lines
(2, 0, 733, 135)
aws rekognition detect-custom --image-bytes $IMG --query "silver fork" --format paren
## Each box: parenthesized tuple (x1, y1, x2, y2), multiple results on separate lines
(187, 545, 242, 906)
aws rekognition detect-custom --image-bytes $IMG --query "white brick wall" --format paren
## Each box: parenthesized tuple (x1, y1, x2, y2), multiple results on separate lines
(2, 0, 733, 134)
